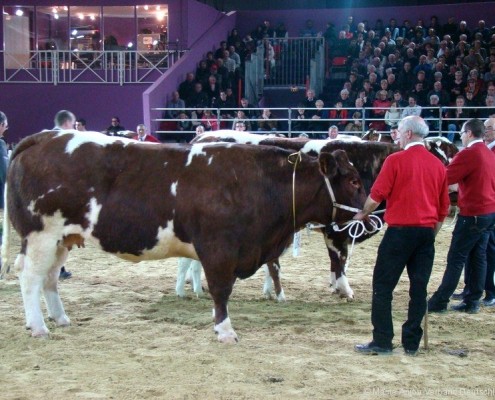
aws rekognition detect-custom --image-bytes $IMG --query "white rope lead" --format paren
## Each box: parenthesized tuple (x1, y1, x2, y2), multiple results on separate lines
(329, 214, 384, 270)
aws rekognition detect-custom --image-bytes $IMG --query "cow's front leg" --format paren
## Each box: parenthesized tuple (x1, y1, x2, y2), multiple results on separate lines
(325, 237, 354, 299)
(204, 268, 238, 343)
(266, 260, 285, 302)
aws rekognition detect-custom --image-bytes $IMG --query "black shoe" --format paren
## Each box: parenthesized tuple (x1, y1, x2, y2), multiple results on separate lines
(59, 267, 72, 280)
(427, 301, 447, 314)
(451, 290, 466, 301)
(482, 298, 495, 307)
(404, 348, 418, 357)
(355, 342, 392, 355)
(450, 302, 480, 314)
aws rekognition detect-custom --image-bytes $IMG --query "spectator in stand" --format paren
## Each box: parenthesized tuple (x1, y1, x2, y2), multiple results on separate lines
(201, 109, 219, 131)
(262, 38, 276, 78)
(464, 47, 485, 72)
(410, 81, 428, 106)
(403, 47, 418, 69)
(443, 17, 458, 39)
(239, 97, 259, 125)
(361, 81, 375, 105)
(165, 91, 185, 119)
(354, 96, 369, 125)
(132, 124, 160, 143)
(368, 72, 380, 93)
(371, 90, 391, 131)
(328, 125, 340, 139)
(477, 95, 495, 119)
(425, 29, 441, 49)
(443, 95, 472, 142)
(392, 90, 408, 108)
(195, 60, 210, 86)
(223, 49, 236, 77)
(385, 101, 401, 131)
(379, 79, 393, 100)
(204, 75, 221, 106)
(427, 81, 450, 106)
(232, 109, 252, 131)
(205, 51, 216, 69)
(474, 20, 491, 43)
(413, 55, 432, 78)
(484, 62, 495, 84)
(303, 89, 317, 112)
(178, 73, 196, 106)
(423, 94, 442, 134)
(214, 41, 228, 60)
(448, 70, 466, 101)
(415, 70, 430, 92)
(397, 62, 415, 93)
(300, 19, 317, 37)
(257, 108, 278, 132)
(386, 73, 398, 92)
(455, 40, 470, 59)
(105, 116, 125, 136)
(292, 105, 310, 137)
(464, 77, 483, 105)
(400, 20, 415, 41)
(311, 99, 331, 137)
(338, 88, 353, 108)
(424, 48, 438, 66)
(402, 95, 422, 118)
(344, 110, 364, 134)
(188, 82, 209, 109)
(456, 20, 472, 43)
(217, 90, 236, 128)
(330, 100, 348, 131)
(228, 45, 241, 72)
(227, 28, 242, 48)
(177, 111, 193, 133)
(275, 22, 289, 40)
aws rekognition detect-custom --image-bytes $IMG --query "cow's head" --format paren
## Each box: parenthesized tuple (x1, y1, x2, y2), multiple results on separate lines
(318, 149, 367, 223)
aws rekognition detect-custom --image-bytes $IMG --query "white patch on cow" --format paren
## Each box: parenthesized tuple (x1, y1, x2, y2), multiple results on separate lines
(427, 136, 452, 144)
(186, 144, 208, 166)
(301, 137, 361, 155)
(84, 197, 102, 235)
(117, 220, 198, 262)
(262, 264, 273, 298)
(27, 186, 62, 215)
(198, 130, 273, 145)
(55, 130, 134, 155)
(329, 271, 337, 293)
(170, 181, 178, 196)
(214, 317, 238, 344)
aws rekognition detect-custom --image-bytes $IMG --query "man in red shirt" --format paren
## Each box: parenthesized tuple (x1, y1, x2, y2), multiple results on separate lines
(429, 118, 495, 314)
(354, 115, 450, 356)
(132, 124, 160, 143)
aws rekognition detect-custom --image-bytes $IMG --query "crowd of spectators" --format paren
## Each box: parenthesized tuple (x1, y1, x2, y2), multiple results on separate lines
(159, 16, 495, 142)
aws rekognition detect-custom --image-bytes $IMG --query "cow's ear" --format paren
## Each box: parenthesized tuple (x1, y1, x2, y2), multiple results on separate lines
(331, 149, 354, 175)
(318, 152, 337, 179)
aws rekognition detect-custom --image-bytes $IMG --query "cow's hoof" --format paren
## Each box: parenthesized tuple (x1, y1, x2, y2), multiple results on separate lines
(276, 289, 286, 302)
(30, 326, 50, 338)
(217, 332, 239, 344)
(56, 314, 71, 327)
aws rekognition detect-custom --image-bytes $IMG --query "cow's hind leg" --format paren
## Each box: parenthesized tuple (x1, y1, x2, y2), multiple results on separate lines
(44, 245, 71, 327)
(324, 236, 354, 300)
(18, 238, 60, 337)
(176, 258, 192, 297)
(189, 260, 204, 297)
(263, 261, 285, 301)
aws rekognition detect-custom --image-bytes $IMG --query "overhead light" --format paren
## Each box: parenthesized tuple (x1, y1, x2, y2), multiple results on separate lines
(156, 11, 165, 21)
(90, 14, 95, 21)
(54, 14, 59, 20)
(127, 42, 134, 48)
(72, 29, 78, 36)
(52, 8, 58, 13)
(15, 9, 24, 16)
(156, 5, 161, 10)
(78, 13, 84, 20)
(144, 5, 149, 10)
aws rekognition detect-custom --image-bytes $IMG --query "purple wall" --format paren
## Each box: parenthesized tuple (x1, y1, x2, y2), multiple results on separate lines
(235, 3, 495, 37)
(1, 85, 145, 142)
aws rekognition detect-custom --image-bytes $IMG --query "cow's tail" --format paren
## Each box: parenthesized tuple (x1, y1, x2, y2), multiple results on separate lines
(1, 182, 11, 278)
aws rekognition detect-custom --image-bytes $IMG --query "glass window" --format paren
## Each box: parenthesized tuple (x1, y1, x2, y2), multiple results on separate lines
(102, 6, 134, 50)
(69, 6, 101, 51)
(137, 5, 168, 51)
(36, 6, 69, 51)
(3, 6, 34, 68)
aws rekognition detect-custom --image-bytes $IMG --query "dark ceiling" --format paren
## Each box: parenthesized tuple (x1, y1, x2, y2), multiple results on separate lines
(198, 0, 494, 11)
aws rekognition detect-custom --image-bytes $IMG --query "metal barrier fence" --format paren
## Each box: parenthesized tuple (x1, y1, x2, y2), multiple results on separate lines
(244, 37, 326, 105)
(152, 106, 492, 141)
(1, 47, 186, 85)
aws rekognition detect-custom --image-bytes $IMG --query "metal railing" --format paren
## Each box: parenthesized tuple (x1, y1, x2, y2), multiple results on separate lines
(1, 47, 187, 85)
(244, 37, 326, 105)
(152, 106, 492, 141)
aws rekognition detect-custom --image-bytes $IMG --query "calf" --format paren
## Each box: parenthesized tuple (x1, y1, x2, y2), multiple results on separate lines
(1, 130, 366, 342)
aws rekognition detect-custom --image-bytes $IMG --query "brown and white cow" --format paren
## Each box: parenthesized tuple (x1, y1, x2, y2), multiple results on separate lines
(1, 130, 366, 343)
(192, 131, 458, 300)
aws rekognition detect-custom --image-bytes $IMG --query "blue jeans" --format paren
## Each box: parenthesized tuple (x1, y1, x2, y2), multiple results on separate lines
(430, 213, 495, 307)
(371, 227, 435, 351)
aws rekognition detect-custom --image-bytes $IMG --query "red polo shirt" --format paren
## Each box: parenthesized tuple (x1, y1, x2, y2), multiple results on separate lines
(370, 143, 450, 228)
(447, 140, 495, 216)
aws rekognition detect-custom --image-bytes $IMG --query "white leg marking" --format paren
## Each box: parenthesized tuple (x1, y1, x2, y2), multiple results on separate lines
(176, 258, 192, 297)
(214, 317, 238, 344)
(44, 246, 70, 327)
(335, 275, 354, 300)
(276, 288, 286, 302)
(262, 264, 273, 299)
(329, 271, 337, 293)
(190, 260, 203, 297)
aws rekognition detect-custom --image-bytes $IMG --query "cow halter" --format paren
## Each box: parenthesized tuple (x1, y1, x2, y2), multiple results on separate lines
(288, 151, 362, 226)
